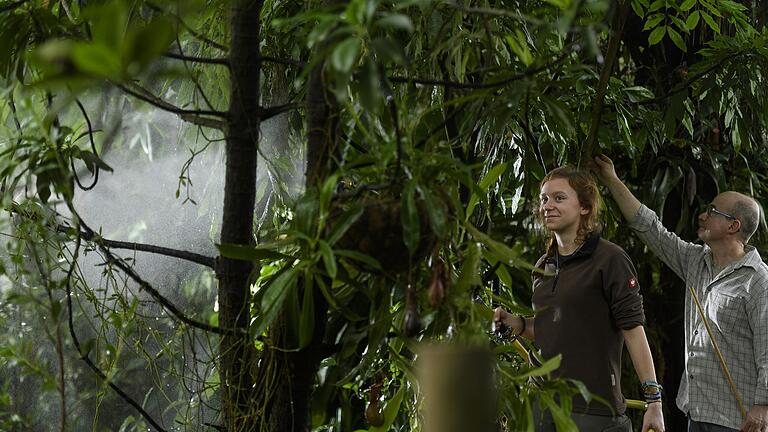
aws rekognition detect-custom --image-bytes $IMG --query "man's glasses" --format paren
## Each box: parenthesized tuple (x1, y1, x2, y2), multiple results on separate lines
(706, 204, 738, 221)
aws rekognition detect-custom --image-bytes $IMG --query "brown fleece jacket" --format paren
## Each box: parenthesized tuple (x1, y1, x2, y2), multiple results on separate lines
(532, 233, 645, 416)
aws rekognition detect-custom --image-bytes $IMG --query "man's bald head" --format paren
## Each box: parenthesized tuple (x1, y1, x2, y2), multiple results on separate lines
(721, 191, 761, 243)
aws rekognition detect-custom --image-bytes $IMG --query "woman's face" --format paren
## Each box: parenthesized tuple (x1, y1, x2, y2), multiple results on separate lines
(539, 177, 589, 236)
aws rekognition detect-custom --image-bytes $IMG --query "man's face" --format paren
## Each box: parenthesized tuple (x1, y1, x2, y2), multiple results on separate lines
(697, 194, 739, 244)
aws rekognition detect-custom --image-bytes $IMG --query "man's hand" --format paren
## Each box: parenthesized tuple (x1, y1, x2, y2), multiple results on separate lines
(642, 402, 665, 432)
(741, 405, 768, 432)
(589, 154, 620, 185)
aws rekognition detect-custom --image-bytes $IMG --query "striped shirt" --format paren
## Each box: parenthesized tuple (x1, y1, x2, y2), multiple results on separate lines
(630, 205, 768, 429)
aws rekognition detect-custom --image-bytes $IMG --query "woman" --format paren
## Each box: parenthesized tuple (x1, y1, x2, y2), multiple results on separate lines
(494, 166, 665, 432)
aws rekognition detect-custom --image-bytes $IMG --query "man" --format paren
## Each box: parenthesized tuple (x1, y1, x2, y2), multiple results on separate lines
(592, 155, 768, 432)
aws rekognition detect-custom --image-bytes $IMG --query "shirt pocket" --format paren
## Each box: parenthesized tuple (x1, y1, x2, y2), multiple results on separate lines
(705, 292, 745, 335)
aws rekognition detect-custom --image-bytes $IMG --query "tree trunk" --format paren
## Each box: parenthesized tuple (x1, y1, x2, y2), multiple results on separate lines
(218, 1, 262, 430)
(253, 34, 336, 432)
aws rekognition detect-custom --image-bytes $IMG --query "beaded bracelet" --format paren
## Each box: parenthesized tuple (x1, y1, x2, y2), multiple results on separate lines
(641, 380, 663, 403)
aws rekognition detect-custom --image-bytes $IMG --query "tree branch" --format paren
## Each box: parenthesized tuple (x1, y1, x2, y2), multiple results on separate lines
(0, 0, 28, 13)
(71, 217, 239, 336)
(71, 98, 100, 191)
(85, 236, 216, 269)
(581, 0, 631, 161)
(117, 82, 227, 129)
(639, 52, 745, 106)
(260, 102, 299, 121)
(388, 50, 571, 90)
(164, 51, 230, 67)
(64, 234, 169, 432)
(146, 1, 228, 52)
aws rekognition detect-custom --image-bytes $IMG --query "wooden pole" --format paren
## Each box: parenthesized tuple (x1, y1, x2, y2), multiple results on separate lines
(689, 286, 747, 420)
(418, 344, 497, 432)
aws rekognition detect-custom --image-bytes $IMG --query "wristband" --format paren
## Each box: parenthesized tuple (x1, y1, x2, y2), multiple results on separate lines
(517, 315, 526, 336)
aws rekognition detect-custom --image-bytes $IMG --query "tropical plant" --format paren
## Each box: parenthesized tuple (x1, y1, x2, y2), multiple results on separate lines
(1, 0, 767, 431)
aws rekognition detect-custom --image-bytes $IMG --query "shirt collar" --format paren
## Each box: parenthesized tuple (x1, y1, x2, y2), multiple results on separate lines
(704, 244, 764, 273)
(545, 232, 601, 265)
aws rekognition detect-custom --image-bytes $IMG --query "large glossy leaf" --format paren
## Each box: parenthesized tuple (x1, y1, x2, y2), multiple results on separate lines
(252, 266, 300, 337)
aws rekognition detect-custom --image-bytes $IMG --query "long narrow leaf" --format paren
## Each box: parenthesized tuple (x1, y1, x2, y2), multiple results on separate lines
(466, 162, 508, 219)
(327, 204, 364, 245)
(252, 266, 300, 337)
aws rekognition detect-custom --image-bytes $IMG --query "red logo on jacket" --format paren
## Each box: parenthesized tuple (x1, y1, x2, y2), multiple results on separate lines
(629, 277, 637, 289)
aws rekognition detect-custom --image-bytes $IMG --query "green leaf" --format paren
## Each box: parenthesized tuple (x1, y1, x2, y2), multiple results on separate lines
(71, 43, 123, 78)
(669, 15, 688, 32)
(422, 188, 447, 239)
(217, 243, 291, 262)
(375, 14, 414, 33)
(648, 26, 666, 46)
(505, 31, 533, 66)
(701, 11, 720, 33)
(623, 86, 655, 102)
(86, 0, 128, 50)
(642, 13, 665, 31)
(253, 266, 300, 336)
(685, 11, 701, 30)
(682, 115, 694, 137)
(631, 1, 645, 18)
(732, 119, 742, 153)
(519, 354, 562, 378)
(542, 0, 570, 9)
(401, 182, 420, 256)
(78, 150, 113, 173)
(465, 224, 535, 271)
(680, 0, 696, 11)
(328, 204, 364, 245)
(667, 27, 687, 51)
(648, 0, 665, 12)
(298, 274, 315, 349)
(334, 249, 382, 270)
(540, 95, 574, 135)
(318, 240, 337, 279)
(331, 37, 361, 73)
(720, 0, 747, 12)
(466, 162, 508, 219)
(540, 392, 578, 430)
(126, 17, 175, 70)
(320, 174, 338, 216)
(294, 193, 319, 236)
(496, 264, 513, 288)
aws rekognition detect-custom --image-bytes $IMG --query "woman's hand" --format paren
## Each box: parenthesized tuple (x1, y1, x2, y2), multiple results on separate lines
(493, 307, 514, 332)
(642, 401, 665, 432)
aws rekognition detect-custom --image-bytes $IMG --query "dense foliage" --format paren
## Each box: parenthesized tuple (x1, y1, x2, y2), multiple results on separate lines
(1, 0, 767, 431)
